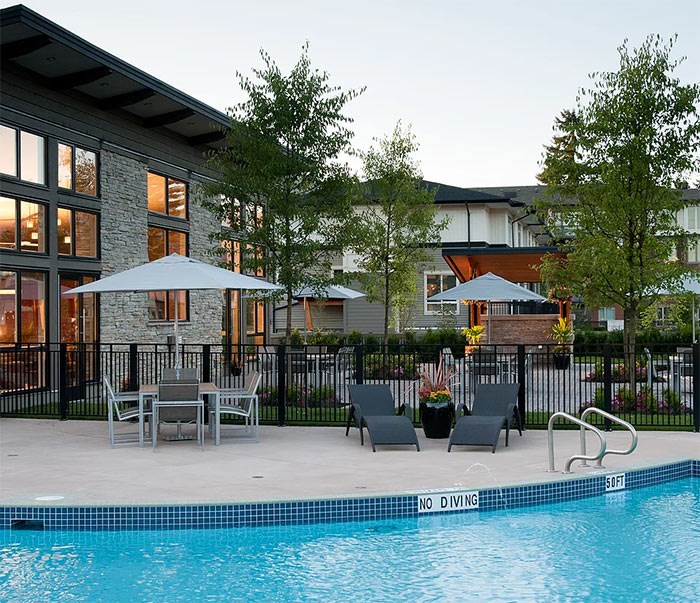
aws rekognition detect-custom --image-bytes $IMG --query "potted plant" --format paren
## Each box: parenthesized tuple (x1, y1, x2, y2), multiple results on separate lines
(550, 317, 574, 370)
(418, 355, 455, 438)
(462, 325, 484, 356)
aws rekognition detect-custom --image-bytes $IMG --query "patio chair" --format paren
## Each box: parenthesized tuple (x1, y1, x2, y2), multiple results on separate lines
(447, 383, 522, 453)
(158, 369, 200, 440)
(210, 371, 262, 442)
(105, 377, 151, 447)
(346, 384, 420, 451)
(153, 380, 203, 449)
(162, 367, 198, 381)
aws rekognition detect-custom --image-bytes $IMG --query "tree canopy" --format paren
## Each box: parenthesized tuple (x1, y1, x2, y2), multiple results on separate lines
(536, 35, 700, 358)
(203, 43, 364, 337)
(352, 122, 449, 339)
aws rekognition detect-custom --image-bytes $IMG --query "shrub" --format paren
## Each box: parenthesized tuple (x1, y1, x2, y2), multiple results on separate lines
(364, 353, 417, 379)
(611, 387, 636, 413)
(659, 388, 689, 414)
(635, 385, 657, 414)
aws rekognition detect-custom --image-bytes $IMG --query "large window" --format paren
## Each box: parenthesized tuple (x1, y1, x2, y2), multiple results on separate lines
(0, 196, 46, 253)
(58, 142, 98, 196)
(57, 207, 98, 257)
(148, 172, 187, 218)
(0, 270, 46, 343)
(147, 226, 188, 321)
(425, 273, 458, 315)
(0, 124, 46, 185)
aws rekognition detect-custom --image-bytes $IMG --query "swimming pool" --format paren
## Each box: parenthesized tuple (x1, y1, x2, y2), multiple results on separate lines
(1, 477, 698, 602)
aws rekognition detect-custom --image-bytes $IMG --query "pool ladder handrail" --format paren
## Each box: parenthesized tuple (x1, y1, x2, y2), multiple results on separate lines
(578, 407, 638, 469)
(547, 409, 638, 474)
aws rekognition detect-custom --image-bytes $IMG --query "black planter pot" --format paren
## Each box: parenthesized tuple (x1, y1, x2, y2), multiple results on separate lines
(419, 402, 455, 439)
(553, 353, 571, 370)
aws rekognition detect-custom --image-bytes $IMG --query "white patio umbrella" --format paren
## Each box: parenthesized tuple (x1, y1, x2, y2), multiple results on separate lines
(65, 253, 282, 367)
(294, 284, 365, 341)
(428, 272, 546, 342)
(656, 274, 700, 342)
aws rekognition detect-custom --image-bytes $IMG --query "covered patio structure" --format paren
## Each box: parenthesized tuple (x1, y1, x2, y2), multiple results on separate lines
(440, 244, 569, 345)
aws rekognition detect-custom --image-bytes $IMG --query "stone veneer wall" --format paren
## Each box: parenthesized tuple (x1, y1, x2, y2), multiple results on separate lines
(99, 149, 221, 346)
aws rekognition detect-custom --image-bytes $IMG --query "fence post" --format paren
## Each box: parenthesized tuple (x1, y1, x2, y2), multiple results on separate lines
(693, 343, 700, 433)
(517, 344, 526, 428)
(129, 343, 139, 391)
(277, 344, 286, 426)
(58, 343, 68, 421)
(202, 344, 211, 383)
(355, 346, 364, 384)
(603, 344, 612, 431)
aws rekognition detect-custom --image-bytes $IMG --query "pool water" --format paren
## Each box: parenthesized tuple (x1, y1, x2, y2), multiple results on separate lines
(1, 479, 699, 603)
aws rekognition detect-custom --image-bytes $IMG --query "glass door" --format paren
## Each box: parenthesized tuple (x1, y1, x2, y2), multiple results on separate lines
(60, 275, 98, 400)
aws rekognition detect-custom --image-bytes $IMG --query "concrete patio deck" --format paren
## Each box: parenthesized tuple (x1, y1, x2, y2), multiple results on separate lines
(1, 418, 697, 507)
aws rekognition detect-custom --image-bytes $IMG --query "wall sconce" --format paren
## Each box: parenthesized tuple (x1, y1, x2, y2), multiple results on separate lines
(57, 218, 62, 226)
(31, 232, 38, 240)
(63, 236, 71, 244)
(26, 219, 34, 228)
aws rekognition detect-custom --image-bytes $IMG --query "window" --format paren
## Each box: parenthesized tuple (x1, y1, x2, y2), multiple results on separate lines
(57, 207, 98, 257)
(147, 226, 188, 321)
(0, 124, 46, 185)
(0, 270, 46, 343)
(58, 142, 98, 196)
(148, 172, 187, 218)
(425, 273, 458, 314)
(0, 196, 46, 253)
(598, 307, 615, 321)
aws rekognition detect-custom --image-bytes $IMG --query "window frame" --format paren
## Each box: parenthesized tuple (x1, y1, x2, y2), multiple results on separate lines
(57, 141, 99, 197)
(147, 225, 189, 322)
(424, 272, 459, 315)
(0, 124, 47, 186)
(147, 171, 188, 219)
(0, 196, 48, 254)
(57, 206, 99, 258)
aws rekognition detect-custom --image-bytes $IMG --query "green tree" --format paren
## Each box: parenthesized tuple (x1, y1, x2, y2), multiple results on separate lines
(352, 122, 449, 340)
(536, 35, 700, 365)
(203, 43, 364, 337)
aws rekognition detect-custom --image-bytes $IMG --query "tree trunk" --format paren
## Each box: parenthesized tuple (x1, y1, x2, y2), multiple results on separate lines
(624, 305, 639, 391)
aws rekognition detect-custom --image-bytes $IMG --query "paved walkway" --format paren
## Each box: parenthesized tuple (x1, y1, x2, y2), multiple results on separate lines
(1, 418, 697, 506)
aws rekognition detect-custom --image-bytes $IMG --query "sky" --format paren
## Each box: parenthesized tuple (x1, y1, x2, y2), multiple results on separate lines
(6, 0, 699, 187)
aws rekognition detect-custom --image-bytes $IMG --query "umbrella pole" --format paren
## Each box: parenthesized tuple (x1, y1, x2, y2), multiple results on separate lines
(174, 291, 180, 368)
(487, 301, 491, 344)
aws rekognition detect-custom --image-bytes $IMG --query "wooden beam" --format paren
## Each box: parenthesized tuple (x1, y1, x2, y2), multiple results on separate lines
(50, 66, 112, 89)
(143, 108, 195, 128)
(188, 130, 226, 146)
(98, 88, 155, 109)
(1, 35, 52, 60)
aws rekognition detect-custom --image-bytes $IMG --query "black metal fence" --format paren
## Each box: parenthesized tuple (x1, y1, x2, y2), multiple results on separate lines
(1, 342, 699, 431)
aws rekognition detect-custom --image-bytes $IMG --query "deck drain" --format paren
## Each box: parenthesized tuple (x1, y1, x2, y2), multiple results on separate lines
(252, 475, 264, 479)
(7, 454, 18, 457)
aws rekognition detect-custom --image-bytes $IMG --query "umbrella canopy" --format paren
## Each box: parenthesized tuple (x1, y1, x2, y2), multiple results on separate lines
(65, 254, 281, 366)
(428, 272, 546, 343)
(66, 253, 282, 294)
(294, 284, 365, 341)
(295, 284, 365, 300)
(428, 272, 546, 303)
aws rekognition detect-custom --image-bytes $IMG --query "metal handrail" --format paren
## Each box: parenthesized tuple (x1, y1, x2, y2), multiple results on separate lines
(547, 412, 607, 474)
(579, 407, 638, 468)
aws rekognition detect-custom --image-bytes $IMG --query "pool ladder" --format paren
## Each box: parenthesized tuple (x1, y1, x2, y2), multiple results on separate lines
(547, 408, 638, 474)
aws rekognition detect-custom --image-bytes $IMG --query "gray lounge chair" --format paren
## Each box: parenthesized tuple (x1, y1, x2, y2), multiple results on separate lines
(346, 384, 420, 452)
(447, 383, 522, 453)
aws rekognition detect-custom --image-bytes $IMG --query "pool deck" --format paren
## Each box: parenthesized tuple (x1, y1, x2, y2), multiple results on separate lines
(1, 418, 698, 507)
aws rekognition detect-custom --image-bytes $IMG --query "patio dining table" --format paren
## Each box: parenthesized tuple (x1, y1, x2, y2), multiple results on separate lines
(138, 382, 221, 447)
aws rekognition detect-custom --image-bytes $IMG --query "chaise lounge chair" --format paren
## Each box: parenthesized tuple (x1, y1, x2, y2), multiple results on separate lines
(346, 384, 420, 452)
(447, 383, 522, 453)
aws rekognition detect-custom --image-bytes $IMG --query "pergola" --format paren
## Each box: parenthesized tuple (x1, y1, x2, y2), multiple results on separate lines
(440, 245, 569, 325)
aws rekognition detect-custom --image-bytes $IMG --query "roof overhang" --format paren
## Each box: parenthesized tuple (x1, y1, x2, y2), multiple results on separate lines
(0, 5, 230, 151)
(442, 245, 565, 283)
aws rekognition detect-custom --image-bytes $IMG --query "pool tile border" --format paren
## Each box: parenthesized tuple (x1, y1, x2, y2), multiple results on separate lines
(2, 459, 697, 531)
